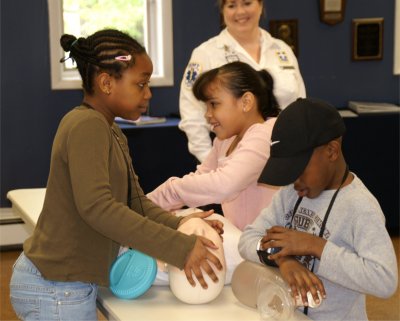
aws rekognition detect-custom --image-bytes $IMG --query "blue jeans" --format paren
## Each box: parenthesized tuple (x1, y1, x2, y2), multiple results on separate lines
(10, 253, 98, 321)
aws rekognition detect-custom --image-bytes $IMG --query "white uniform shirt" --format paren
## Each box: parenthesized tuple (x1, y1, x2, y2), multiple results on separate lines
(179, 28, 306, 162)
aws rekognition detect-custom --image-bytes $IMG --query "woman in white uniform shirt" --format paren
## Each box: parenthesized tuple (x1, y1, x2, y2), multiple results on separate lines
(179, 0, 306, 162)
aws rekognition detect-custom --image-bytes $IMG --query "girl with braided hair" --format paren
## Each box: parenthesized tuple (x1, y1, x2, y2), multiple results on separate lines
(10, 29, 223, 321)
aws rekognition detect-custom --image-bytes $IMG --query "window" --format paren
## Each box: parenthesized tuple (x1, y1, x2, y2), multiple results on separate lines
(48, 0, 173, 89)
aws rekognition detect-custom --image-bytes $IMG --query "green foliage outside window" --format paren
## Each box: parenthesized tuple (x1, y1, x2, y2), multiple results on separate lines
(63, 0, 145, 44)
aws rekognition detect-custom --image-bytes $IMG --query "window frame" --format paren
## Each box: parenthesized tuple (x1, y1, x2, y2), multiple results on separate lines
(395, 0, 400, 75)
(47, 0, 174, 89)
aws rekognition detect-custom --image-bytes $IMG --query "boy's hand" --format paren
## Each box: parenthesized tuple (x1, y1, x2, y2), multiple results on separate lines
(277, 256, 326, 306)
(179, 210, 224, 237)
(184, 235, 223, 289)
(261, 226, 326, 260)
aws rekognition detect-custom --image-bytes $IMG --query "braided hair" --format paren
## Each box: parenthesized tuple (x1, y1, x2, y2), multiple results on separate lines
(59, 29, 146, 94)
(193, 61, 280, 119)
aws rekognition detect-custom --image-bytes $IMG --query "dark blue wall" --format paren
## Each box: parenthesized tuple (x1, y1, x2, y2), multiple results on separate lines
(264, 0, 399, 106)
(1, 0, 398, 206)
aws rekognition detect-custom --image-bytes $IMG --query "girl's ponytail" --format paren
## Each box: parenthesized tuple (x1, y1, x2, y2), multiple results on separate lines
(257, 70, 280, 118)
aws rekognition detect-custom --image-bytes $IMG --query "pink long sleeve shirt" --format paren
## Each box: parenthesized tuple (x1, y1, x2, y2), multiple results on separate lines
(147, 118, 278, 230)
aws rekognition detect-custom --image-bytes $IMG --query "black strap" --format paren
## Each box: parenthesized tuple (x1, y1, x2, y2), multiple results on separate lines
(289, 196, 304, 227)
(290, 165, 349, 235)
(289, 166, 349, 315)
(318, 166, 349, 238)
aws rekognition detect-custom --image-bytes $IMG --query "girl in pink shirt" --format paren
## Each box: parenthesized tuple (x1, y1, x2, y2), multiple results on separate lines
(148, 61, 280, 230)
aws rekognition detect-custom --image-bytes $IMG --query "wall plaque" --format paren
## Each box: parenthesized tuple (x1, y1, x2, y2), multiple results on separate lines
(352, 18, 384, 61)
(319, 0, 346, 25)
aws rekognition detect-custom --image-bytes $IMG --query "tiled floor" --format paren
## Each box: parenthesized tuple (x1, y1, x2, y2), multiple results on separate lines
(1, 237, 399, 320)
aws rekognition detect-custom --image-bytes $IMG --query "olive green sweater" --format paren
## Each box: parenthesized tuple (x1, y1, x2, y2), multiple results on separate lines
(24, 106, 196, 286)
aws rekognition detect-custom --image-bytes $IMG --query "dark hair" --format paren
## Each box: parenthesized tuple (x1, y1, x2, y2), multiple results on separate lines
(193, 61, 280, 119)
(59, 29, 146, 94)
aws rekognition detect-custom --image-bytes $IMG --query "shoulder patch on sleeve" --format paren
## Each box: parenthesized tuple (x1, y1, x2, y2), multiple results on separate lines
(276, 51, 296, 69)
(184, 62, 202, 88)
(276, 50, 290, 64)
(276, 51, 290, 64)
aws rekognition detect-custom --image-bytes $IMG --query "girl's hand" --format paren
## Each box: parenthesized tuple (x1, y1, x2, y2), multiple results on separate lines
(261, 226, 326, 260)
(179, 210, 224, 237)
(277, 257, 326, 306)
(184, 236, 223, 289)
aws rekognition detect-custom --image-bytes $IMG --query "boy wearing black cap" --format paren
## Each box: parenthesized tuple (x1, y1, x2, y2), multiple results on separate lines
(238, 98, 398, 320)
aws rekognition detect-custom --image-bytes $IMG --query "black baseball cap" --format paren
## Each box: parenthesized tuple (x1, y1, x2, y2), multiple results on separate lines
(258, 98, 346, 186)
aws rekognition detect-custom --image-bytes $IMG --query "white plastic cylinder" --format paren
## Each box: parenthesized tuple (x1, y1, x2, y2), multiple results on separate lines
(231, 261, 320, 320)
(256, 277, 295, 320)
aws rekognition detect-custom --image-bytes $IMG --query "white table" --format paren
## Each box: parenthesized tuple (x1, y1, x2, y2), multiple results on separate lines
(98, 285, 269, 321)
(7, 188, 46, 229)
(7, 188, 310, 321)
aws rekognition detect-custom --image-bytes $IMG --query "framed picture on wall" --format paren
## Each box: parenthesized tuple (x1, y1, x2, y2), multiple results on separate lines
(352, 18, 384, 61)
(269, 19, 299, 56)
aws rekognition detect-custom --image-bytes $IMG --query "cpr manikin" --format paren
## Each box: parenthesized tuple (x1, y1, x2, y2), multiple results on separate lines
(155, 209, 243, 304)
(167, 217, 225, 304)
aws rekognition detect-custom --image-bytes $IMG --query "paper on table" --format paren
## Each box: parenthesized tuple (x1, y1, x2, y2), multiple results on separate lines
(348, 101, 400, 114)
(338, 109, 358, 118)
(115, 116, 166, 125)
